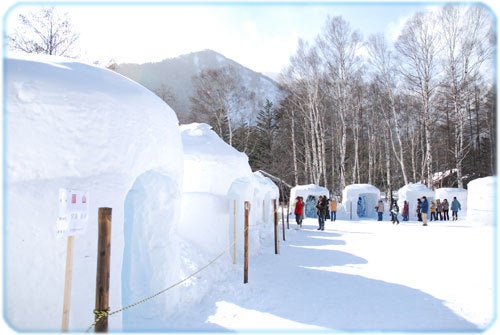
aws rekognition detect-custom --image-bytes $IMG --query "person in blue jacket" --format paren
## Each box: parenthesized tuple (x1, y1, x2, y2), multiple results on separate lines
(420, 196, 429, 226)
(451, 196, 462, 221)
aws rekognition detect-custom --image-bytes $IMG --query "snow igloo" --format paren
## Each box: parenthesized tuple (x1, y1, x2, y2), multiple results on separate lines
(467, 176, 496, 225)
(290, 184, 330, 218)
(342, 184, 381, 220)
(4, 54, 183, 331)
(397, 183, 435, 221)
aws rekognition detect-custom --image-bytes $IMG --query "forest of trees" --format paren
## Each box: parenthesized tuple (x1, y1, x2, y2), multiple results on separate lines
(8, 5, 496, 200)
(189, 5, 496, 199)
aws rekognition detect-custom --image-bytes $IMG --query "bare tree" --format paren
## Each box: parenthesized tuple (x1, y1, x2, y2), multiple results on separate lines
(395, 11, 439, 188)
(366, 33, 409, 185)
(191, 66, 251, 146)
(7, 6, 79, 57)
(318, 15, 363, 191)
(438, 5, 493, 187)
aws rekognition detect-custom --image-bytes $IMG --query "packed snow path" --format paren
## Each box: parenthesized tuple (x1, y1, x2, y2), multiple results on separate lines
(162, 218, 494, 332)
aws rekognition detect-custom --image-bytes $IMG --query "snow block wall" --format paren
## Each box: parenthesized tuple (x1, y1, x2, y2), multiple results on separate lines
(4, 54, 183, 331)
(397, 183, 435, 221)
(467, 176, 496, 225)
(342, 184, 381, 220)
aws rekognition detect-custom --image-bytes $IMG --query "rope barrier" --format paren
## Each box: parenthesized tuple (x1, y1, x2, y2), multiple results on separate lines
(86, 238, 238, 332)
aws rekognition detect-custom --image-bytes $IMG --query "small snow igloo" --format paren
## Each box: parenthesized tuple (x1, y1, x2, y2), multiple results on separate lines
(290, 184, 330, 218)
(397, 183, 435, 221)
(342, 184, 380, 220)
(467, 176, 496, 225)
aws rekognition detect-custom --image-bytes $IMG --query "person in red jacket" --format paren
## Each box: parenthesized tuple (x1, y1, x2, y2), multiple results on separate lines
(294, 196, 304, 229)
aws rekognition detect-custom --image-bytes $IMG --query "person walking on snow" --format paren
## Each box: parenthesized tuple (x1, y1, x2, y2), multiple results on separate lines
(391, 201, 400, 224)
(451, 196, 462, 220)
(294, 196, 304, 229)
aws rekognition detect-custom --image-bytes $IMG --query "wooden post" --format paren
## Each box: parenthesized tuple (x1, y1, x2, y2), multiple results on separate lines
(286, 201, 290, 229)
(281, 201, 286, 241)
(61, 235, 74, 331)
(243, 201, 250, 284)
(94, 208, 112, 332)
(273, 199, 279, 254)
(233, 200, 237, 265)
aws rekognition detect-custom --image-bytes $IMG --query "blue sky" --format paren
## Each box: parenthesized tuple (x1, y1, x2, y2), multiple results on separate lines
(3, 1, 497, 74)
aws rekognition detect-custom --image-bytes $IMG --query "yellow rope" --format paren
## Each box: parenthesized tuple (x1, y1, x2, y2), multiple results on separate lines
(86, 239, 238, 332)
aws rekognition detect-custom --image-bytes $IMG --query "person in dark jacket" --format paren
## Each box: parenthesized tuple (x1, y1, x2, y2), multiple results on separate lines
(315, 196, 327, 231)
(421, 196, 429, 226)
(391, 201, 400, 224)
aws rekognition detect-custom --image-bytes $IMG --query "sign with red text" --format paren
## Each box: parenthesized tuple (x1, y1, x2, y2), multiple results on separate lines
(56, 189, 89, 237)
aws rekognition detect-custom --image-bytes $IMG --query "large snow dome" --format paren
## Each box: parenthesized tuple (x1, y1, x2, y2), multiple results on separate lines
(290, 184, 329, 218)
(467, 176, 496, 225)
(397, 183, 435, 221)
(4, 54, 183, 331)
(177, 123, 252, 254)
(342, 184, 380, 220)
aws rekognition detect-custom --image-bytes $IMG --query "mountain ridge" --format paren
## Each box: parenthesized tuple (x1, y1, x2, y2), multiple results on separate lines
(115, 49, 283, 123)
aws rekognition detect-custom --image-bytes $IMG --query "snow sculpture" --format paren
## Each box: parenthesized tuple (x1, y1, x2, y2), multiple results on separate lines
(5, 54, 183, 331)
(342, 184, 381, 220)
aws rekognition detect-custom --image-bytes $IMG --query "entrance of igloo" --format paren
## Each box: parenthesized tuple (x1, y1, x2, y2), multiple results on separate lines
(356, 193, 379, 219)
(122, 170, 180, 329)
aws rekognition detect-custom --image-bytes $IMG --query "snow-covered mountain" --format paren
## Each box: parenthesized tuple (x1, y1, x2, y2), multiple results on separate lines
(114, 49, 283, 123)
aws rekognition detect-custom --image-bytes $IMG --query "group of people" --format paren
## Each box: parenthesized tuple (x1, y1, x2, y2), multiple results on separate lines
(378, 196, 462, 226)
(295, 194, 462, 228)
(293, 195, 338, 230)
(416, 197, 462, 222)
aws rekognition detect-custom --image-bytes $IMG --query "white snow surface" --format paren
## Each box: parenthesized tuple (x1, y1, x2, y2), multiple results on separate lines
(2, 54, 498, 335)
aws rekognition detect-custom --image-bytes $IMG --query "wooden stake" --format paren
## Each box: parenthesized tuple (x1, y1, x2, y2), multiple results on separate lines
(94, 208, 112, 332)
(273, 199, 279, 254)
(61, 235, 74, 331)
(243, 201, 250, 284)
(281, 201, 286, 241)
(233, 200, 237, 264)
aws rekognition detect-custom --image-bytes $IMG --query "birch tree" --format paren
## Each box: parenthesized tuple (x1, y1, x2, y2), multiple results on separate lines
(395, 11, 439, 187)
(439, 5, 493, 187)
(367, 33, 409, 185)
(318, 15, 363, 191)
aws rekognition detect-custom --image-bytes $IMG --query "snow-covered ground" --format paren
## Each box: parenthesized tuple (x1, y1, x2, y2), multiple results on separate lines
(156, 218, 495, 333)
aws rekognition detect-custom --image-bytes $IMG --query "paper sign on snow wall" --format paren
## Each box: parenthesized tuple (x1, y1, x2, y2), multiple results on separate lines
(56, 189, 89, 238)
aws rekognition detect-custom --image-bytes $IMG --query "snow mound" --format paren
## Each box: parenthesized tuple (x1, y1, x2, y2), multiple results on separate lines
(467, 176, 496, 225)
(5, 53, 183, 331)
(342, 184, 381, 220)
(397, 183, 435, 221)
